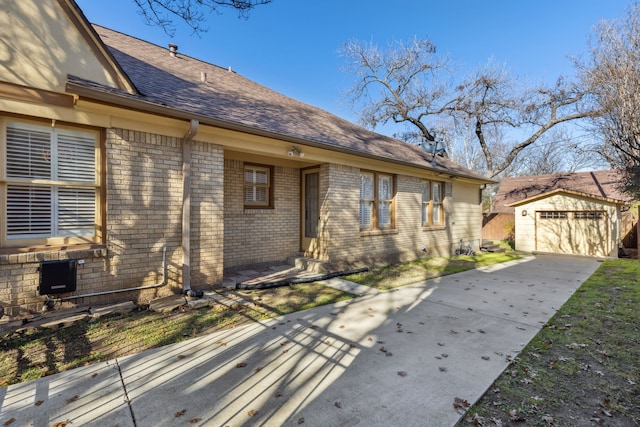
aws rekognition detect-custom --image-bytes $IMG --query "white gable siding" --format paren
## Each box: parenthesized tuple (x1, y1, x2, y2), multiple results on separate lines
(0, 0, 119, 92)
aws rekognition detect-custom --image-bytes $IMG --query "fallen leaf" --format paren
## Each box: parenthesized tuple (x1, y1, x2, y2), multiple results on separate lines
(397, 371, 408, 377)
(254, 367, 262, 373)
(52, 422, 68, 427)
(248, 409, 258, 417)
(236, 362, 247, 368)
(274, 392, 282, 398)
(465, 413, 485, 424)
(439, 366, 447, 372)
(65, 395, 79, 404)
(566, 342, 588, 349)
(91, 373, 98, 378)
(339, 325, 345, 329)
(189, 418, 202, 424)
(298, 417, 305, 424)
(177, 355, 186, 360)
(481, 356, 490, 361)
(3, 418, 15, 426)
(599, 404, 613, 417)
(34, 400, 44, 406)
(175, 409, 187, 417)
(509, 409, 525, 421)
(453, 397, 470, 413)
(334, 401, 342, 408)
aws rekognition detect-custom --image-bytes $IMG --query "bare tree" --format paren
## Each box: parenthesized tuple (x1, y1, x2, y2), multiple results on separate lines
(340, 37, 598, 179)
(516, 128, 606, 176)
(133, 0, 272, 36)
(579, 3, 640, 197)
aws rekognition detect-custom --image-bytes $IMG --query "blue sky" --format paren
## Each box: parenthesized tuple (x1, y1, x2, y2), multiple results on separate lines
(76, 0, 630, 136)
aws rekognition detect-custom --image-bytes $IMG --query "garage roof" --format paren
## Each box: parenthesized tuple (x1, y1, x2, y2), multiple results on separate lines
(492, 170, 631, 213)
(506, 188, 629, 208)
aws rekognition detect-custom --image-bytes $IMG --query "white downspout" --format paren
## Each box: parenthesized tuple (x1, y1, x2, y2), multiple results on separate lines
(182, 119, 199, 292)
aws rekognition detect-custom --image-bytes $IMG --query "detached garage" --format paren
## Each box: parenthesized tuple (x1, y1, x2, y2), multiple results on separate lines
(509, 189, 625, 257)
(491, 170, 631, 257)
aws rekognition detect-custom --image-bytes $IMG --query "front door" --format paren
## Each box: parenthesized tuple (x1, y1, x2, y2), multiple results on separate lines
(301, 169, 320, 256)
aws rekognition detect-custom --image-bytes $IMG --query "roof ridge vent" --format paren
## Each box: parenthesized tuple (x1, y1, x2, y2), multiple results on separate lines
(169, 43, 178, 58)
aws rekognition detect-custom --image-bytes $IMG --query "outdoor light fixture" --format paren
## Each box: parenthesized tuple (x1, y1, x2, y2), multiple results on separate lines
(287, 146, 305, 157)
(522, 209, 527, 216)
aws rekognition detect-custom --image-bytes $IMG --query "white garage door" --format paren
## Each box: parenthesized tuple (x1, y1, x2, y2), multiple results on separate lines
(536, 211, 608, 256)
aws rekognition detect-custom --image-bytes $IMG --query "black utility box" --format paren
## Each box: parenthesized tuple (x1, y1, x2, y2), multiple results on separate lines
(39, 260, 77, 295)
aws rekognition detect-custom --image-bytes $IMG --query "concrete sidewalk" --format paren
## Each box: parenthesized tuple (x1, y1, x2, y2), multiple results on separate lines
(0, 254, 602, 427)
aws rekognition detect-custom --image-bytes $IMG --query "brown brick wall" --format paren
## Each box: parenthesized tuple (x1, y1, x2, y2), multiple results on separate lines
(223, 159, 300, 269)
(319, 165, 480, 267)
(0, 129, 224, 318)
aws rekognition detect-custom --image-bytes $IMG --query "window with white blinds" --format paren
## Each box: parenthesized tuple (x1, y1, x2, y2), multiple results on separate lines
(3, 121, 97, 241)
(360, 171, 395, 230)
(243, 165, 271, 207)
(359, 172, 374, 227)
(421, 180, 444, 227)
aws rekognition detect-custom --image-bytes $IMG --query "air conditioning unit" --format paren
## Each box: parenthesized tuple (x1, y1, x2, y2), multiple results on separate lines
(39, 260, 77, 295)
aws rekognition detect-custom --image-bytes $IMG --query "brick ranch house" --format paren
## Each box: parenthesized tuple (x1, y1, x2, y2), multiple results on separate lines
(0, 0, 492, 319)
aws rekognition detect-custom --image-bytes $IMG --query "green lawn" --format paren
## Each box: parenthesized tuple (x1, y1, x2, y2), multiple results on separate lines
(345, 251, 523, 290)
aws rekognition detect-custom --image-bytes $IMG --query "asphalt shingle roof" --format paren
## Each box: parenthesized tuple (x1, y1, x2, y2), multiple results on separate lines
(68, 25, 490, 182)
(491, 170, 630, 213)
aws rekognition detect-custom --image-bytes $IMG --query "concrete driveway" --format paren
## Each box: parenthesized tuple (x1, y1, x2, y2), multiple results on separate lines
(0, 254, 602, 427)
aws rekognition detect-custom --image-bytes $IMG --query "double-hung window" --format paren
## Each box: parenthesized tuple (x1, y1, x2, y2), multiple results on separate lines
(1, 120, 100, 248)
(422, 180, 444, 227)
(244, 164, 272, 208)
(360, 171, 395, 230)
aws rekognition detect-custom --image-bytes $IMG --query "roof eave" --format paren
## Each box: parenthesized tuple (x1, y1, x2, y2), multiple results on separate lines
(66, 81, 494, 184)
(507, 188, 630, 207)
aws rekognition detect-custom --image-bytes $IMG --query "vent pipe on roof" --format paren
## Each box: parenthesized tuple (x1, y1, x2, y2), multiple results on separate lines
(200, 71, 207, 83)
(169, 43, 178, 57)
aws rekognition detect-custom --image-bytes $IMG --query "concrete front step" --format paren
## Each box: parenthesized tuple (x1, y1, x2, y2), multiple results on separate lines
(286, 255, 328, 274)
(481, 240, 506, 253)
